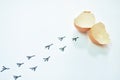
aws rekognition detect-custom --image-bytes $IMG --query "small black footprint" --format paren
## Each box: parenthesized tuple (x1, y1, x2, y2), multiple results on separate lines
(58, 36, 66, 41)
(13, 75, 21, 80)
(29, 66, 38, 71)
(26, 55, 35, 60)
(0, 66, 10, 72)
(16, 63, 24, 67)
(43, 56, 50, 62)
(72, 37, 79, 41)
(59, 46, 67, 52)
(45, 44, 53, 50)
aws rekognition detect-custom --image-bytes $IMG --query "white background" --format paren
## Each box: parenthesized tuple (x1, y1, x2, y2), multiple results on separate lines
(0, 0, 120, 80)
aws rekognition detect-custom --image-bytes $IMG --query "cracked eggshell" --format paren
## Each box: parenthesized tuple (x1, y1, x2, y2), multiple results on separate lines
(74, 11, 95, 33)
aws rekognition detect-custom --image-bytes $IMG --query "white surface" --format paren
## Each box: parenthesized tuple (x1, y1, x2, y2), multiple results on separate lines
(0, 0, 120, 80)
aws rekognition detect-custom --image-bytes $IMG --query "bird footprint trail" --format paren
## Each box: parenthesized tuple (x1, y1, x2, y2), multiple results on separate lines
(0, 36, 79, 80)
